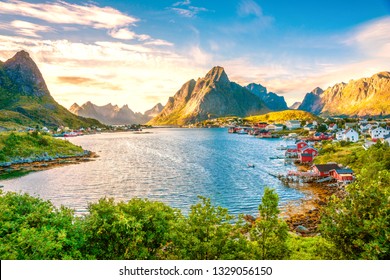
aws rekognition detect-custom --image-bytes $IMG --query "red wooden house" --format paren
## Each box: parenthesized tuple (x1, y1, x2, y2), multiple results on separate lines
(312, 163, 340, 177)
(296, 141, 308, 151)
(299, 153, 314, 163)
(329, 169, 354, 183)
(254, 122, 268, 129)
(300, 146, 319, 157)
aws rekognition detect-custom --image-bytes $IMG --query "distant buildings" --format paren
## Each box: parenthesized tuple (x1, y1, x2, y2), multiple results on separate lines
(286, 120, 301, 130)
(336, 128, 359, 142)
(371, 127, 389, 140)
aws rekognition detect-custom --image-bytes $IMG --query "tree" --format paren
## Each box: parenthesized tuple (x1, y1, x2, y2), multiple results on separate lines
(250, 187, 289, 259)
(165, 196, 251, 260)
(82, 197, 178, 260)
(320, 169, 390, 259)
(316, 124, 328, 133)
(0, 191, 82, 259)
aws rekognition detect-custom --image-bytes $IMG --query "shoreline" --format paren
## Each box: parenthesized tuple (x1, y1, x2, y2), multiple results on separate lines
(281, 182, 345, 236)
(0, 152, 99, 179)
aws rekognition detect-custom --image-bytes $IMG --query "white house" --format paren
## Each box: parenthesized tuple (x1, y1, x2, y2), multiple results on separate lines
(360, 123, 372, 132)
(265, 124, 277, 131)
(336, 130, 344, 141)
(336, 129, 359, 142)
(343, 128, 359, 142)
(286, 120, 301, 130)
(328, 123, 338, 131)
(274, 124, 284, 131)
(371, 127, 389, 139)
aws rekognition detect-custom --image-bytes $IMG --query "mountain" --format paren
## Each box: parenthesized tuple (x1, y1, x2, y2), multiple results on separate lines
(148, 66, 269, 125)
(289, 102, 302, 110)
(245, 83, 288, 111)
(70, 102, 163, 125)
(298, 87, 324, 115)
(144, 103, 163, 119)
(0, 51, 102, 129)
(298, 72, 390, 116)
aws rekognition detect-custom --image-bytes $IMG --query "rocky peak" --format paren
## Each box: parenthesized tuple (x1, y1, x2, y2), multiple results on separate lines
(372, 71, 390, 79)
(144, 102, 164, 117)
(69, 103, 81, 112)
(246, 83, 267, 96)
(204, 66, 230, 84)
(311, 87, 324, 95)
(3, 50, 50, 97)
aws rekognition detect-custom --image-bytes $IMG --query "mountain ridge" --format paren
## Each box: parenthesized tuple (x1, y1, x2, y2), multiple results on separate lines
(298, 72, 390, 116)
(0, 51, 103, 129)
(148, 66, 269, 125)
(245, 83, 288, 111)
(69, 101, 163, 125)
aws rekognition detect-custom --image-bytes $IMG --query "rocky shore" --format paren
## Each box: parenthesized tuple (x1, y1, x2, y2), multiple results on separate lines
(0, 150, 98, 177)
(281, 182, 345, 236)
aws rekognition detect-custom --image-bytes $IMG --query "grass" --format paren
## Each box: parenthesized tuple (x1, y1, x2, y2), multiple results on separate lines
(244, 110, 320, 124)
(313, 140, 383, 174)
(0, 132, 84, 162)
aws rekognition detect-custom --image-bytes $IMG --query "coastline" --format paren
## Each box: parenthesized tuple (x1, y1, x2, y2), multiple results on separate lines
(281, 182, 344, 236)
(0, 151, 99, 179)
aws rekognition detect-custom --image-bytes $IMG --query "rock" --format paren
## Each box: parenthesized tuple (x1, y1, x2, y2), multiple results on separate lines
(244, 214, 256, 223)
(296, 225, 309, 233)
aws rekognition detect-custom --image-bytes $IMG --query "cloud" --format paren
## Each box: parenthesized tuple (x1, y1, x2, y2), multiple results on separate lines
(173, 0, 191, 7)
(0, 20, 54, 38)
(0, 34, 205, 112)
(144, 39, 174, 46)
(108, 28, 137, 40)
(169, 0, 208, 18)
(57, 76, 122, 90)
(0, 0, 138, 29)
(238, 0, 263, 17)
(343, 16, 390, 58)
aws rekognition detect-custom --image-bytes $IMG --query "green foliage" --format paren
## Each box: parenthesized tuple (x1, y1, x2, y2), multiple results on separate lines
(250, 188, 289, 259)
(286, 234, 340, 260)
(0, 190, 83, 259)
(0, 132, 83, 161)
(315, 141, 390, 175)
(320, 169, 390, 259)
(244, 110, 320, 124)
(166, 196, 251, 260)
(316, 124, 328, 133)
(82, 197, 177, 260)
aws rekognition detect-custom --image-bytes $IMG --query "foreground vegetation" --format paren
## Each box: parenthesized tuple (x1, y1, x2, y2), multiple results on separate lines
(0, 142, 388, 260)
(0, 132, 84, 162)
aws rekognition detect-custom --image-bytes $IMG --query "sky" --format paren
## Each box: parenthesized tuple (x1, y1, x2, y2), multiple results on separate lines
(0, 0, 389, 112)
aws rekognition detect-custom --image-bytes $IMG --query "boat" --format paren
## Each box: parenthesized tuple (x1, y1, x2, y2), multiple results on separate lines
(269, 156, 285, 159)
(247, 163, 255, 168)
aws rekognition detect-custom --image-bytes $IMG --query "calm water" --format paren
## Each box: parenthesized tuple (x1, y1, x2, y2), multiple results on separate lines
(1, 128, 304, 216)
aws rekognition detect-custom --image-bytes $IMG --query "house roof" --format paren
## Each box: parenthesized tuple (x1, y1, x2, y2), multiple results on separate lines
(300, 153, 313, 157)
(301, 146, 318, 151)
(334, 169, 354, 174)
(313, 164, 340, 172)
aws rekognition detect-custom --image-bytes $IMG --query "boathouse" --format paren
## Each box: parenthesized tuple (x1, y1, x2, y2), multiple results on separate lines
(312, 163, 340, 177)
(329, 168, 354, 183)
(296, 141, 308, 151)
(300, 146, 319, 157)
(299, 153, 314, 163)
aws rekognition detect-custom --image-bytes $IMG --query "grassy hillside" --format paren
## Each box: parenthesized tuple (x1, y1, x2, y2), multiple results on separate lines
(0, 132, 84, 162)
(244, 110, 320, 123)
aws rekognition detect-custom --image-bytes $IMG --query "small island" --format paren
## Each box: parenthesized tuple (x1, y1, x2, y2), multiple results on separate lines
(0, 131, 96, 179)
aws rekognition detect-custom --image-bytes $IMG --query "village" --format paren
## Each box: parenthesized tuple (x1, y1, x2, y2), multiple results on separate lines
(228, 117, 390, 188)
